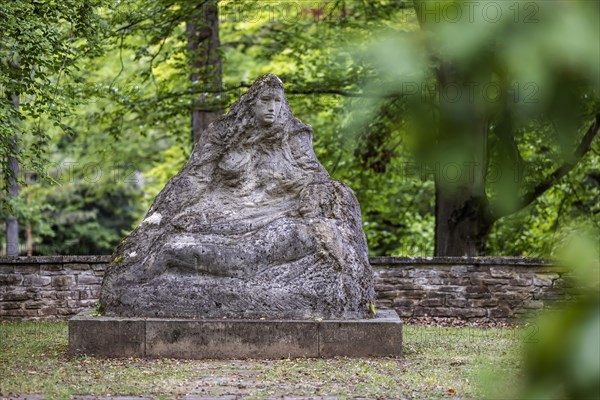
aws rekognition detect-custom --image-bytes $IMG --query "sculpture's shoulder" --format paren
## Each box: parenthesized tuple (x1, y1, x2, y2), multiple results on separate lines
(300, 179, 361, 218)
(288, 118, 313, 138)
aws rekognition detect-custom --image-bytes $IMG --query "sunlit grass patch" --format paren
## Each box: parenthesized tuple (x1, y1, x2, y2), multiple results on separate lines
(0, 321, 525, 399)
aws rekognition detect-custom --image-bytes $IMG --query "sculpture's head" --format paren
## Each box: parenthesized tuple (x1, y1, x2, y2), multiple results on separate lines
(253, 85, 284, 126)
(192, 73, 328, 188)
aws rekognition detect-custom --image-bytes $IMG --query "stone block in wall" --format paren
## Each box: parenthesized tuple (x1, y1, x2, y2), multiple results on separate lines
(420, 298, 445, 307)
(376, 268, 415, 278)
(375, 285, 422, 298)
(450, 265, 468, 273)
(393, 299, 417, 308)
(446, 298, 468, 308)
(419, 269, 450, 278)
(413, 307, 447, 317)
(1, 302, 23, 309)
(25, 301, 47, 309)
(533, 273, 559, 287)
(464, 286, 490, 297)
(467, 265, 489, 272)
(91, 263, 107, 271)
(77, 273, 102, 285)
(39, 264, 65, 275)
(489, 266, 517, 278)
(415, 277, 443, 285)
(415, 307, 488, 318)
(67, 299, 97, 308)
(488, 306, 512, 318)
(79, 288, 100, 300)
(444, 276, 472, 286)
(0, 309, 38, 317)
(22, 275, 51, 287)
(2, 292, 31, 301)
(37, 308, 58, 317)
(13, 265, 40, 274)
(57, 308, 78, 316)
(500, 299, 529, 309)
(387, 290, 425, 299)
(509, 277, 533, 286)
(0, 265, 14, 274)
(394, 308, 414, 317)
(375, 299, 393, 308)
(42, 299, 68, 308)
(423, 291, 445, 299)
(52, 275, 75, 288)
(432, 285, 465, 293)
(468, 298, 500, 308)
(400, 283, 423, 290)
(70, 263, 92, 271)
(58, 291, 79, 300)
(453, 308, 487, 318)
(481, 278, 510, 286)
(0, 274, 23, 285)
(468, 272, 491, 284)
(40, 291, 69, 300)
(536, 291, 567, 301)
(552, 277, 574, 289)
(502, 285, 536, 294)
(376, 284, 396, 291)
(524, 300, 544, 309)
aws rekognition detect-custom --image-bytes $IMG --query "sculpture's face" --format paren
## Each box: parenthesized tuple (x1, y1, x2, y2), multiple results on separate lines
(253, 88, 283, 126)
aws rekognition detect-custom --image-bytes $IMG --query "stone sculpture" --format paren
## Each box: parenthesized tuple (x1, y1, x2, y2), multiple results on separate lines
(99, 74, 374, 319)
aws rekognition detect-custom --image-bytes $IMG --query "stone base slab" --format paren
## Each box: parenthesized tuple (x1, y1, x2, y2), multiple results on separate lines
(68, 310, 402, 359)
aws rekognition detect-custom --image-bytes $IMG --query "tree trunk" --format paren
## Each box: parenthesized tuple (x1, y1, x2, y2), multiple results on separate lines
(433, 64, 493, 256)
(434, 187, 493, 256)
(186, 0, 222, 146)
(5, 93, 20, 257)
(26, 190, 32, 256)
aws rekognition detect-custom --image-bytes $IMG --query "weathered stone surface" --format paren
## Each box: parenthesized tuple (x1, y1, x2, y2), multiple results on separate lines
(14, 265, 40, 274)
(69, 313, 145, 357)
(100, 74, 374, 320)
(52, 275, 75, 287)
(22, 274, 51, 287)
(0, 273, 22, 285)
(146, 319, 319, 359)
(488, 306, 512, 318)
(2, 291, 31, 301)
(68, 309, 402, 359)
(77, 273, 103, 285)
(319, 310, 402, 357)
(0, 265, 13, 274)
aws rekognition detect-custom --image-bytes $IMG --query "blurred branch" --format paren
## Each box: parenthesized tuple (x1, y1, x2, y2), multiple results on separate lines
(124, 84, 392, 107)
(506, 113, 600, 217)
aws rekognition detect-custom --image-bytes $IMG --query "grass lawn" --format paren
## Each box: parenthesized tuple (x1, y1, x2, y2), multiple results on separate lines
(0, 321, 526, 399)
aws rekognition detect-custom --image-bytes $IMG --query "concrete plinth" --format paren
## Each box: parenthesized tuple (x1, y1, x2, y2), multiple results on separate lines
(69, 310, 402, 359)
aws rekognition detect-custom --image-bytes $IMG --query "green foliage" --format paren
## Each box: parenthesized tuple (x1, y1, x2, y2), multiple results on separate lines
(1, 0, 598, 257)
(358, 0, 600, 255)
(0, 0, 108, 183)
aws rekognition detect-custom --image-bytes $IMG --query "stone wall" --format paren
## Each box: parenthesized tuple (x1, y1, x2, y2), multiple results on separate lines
(372, 257, 574, 320)
(0, 256, 573, 321)
(0, 256, 109, 320)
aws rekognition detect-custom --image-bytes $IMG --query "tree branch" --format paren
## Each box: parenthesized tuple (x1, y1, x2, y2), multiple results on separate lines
(503, 113, 600, 216)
